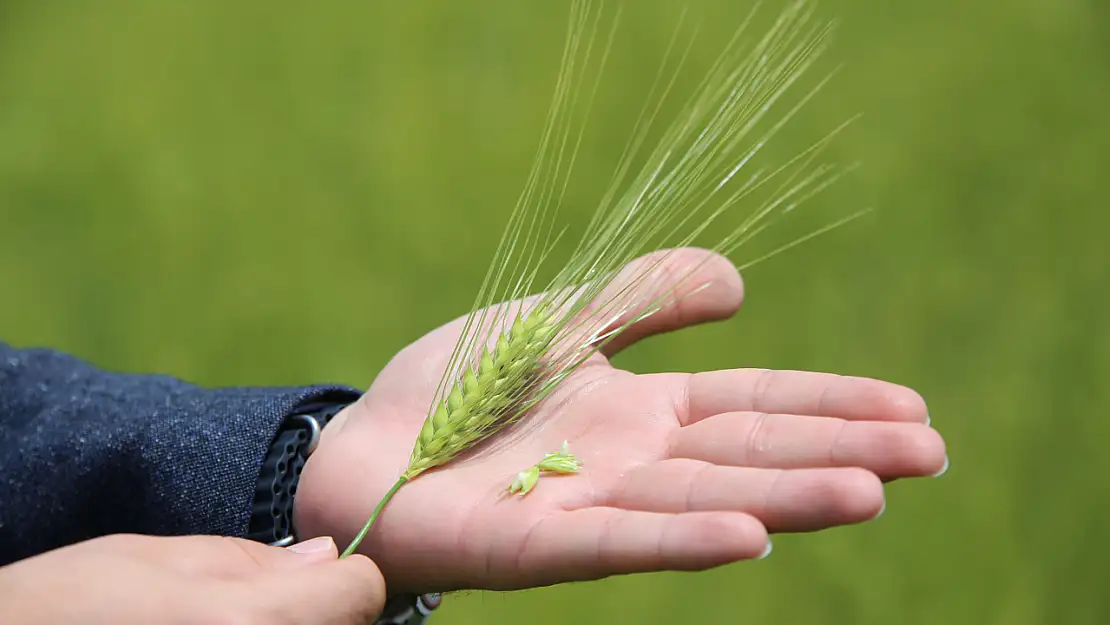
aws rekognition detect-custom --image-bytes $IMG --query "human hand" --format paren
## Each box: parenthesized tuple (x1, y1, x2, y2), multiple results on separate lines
(295, 248, 947, 594)
(0, 534, 384, 624)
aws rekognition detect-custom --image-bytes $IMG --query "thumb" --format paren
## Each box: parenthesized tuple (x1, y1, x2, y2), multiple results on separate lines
(588, 247, 744, 358)
(280, 535, 341, 566)
(244, 552, 387, 624)
(198, 535, 341, 573)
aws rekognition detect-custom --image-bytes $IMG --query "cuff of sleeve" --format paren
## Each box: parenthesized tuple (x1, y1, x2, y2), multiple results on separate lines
(145, 384, 362, 539)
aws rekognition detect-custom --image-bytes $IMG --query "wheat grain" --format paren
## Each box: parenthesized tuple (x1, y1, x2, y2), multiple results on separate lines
(507, 440, 584, 496)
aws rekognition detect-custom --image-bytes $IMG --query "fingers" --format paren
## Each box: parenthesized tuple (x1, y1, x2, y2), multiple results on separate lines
(242, 553, 387, 624)
(578, 247, 744, 358)
(668, 411, 947, 479)
(606, 459, 885, 533)
(682, 369, 929, 426)
(513, 508, 768, 587)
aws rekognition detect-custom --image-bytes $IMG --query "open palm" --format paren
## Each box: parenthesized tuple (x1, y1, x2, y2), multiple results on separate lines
(296, 249, 947, 594)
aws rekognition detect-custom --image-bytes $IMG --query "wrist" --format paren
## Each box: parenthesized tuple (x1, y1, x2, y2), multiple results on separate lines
(248, 401, 348, 546)
(293, 401, 408, 574)
(289, 402, 358, 544)
(292, 406, 445, 624)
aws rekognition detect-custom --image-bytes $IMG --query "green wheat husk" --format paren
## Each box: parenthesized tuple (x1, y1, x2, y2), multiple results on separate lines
(341, 0, 862, 558)
(507, 441, 584, 497)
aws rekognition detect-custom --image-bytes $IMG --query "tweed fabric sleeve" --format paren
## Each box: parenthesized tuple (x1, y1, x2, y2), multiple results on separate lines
(0, 340, 362, 566)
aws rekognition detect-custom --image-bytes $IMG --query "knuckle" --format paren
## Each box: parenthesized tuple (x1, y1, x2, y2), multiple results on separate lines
(742, 411, 773, 464)
(750, 368, 776, 412)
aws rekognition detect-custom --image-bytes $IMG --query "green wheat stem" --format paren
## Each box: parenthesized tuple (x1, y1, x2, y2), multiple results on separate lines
(340, 477, 407, 559)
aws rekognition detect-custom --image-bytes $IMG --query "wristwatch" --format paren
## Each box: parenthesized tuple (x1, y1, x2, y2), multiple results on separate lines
(248, 402, 442, 625)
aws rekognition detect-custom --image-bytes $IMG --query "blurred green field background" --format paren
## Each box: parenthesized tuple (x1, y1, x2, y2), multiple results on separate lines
(2, 0, 1108, 623)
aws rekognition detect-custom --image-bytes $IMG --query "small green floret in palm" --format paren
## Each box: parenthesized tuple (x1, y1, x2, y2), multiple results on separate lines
(507, 440, 584, 496)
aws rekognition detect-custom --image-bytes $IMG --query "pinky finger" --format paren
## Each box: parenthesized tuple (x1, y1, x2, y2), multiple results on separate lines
(513, 508, 770, 587)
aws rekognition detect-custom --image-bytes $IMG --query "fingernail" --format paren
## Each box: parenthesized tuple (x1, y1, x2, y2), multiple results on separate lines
(924, 414, 931, 427)
(932, 455, 949, 478)
(873, 500, 886, 520)
(286, 536, 335, 555)
(757, 540, 773, 560)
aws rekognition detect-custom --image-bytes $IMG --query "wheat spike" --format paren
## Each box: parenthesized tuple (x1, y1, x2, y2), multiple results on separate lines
(404, 307, 557, 479)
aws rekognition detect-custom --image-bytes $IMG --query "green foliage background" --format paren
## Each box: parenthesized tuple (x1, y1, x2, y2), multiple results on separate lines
(1, 0, 1107, 623)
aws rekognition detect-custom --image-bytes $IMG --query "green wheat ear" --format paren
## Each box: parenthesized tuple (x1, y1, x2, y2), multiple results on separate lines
(404, 307, 557, 480)
(341, 0, 862, 558)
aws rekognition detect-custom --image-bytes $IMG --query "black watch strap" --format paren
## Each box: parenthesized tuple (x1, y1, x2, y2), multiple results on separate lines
(246, 401, 347, 545)
(247, 402, 443, 624)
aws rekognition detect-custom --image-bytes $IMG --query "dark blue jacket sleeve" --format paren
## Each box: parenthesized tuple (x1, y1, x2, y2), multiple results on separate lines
(0, 340, 362, 566)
